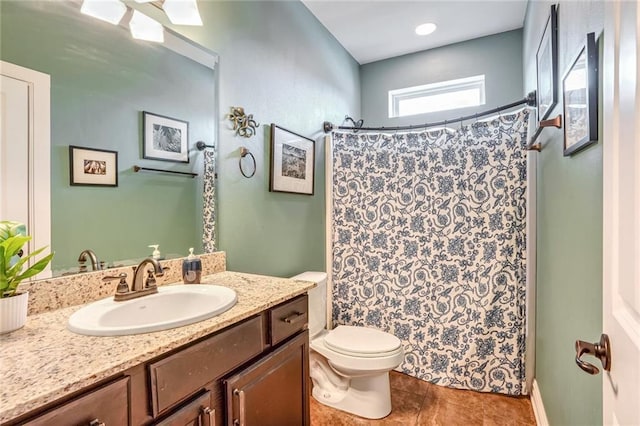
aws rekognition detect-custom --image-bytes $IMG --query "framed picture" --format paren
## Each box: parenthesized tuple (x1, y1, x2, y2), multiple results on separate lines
(69, 145, 118, 187)
(563, 32, 598, 156)
(536, 4, 558, 122)
(143, 111, 189, 163)
(269, 124, 315, 195)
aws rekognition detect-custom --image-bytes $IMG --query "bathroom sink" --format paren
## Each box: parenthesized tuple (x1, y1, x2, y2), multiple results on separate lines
(68, 285, 237, 336)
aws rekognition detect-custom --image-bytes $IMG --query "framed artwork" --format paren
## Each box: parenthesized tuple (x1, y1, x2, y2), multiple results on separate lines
(69, 145, 118, 187)
(563, 32, 598, 156)
(143, 111, 189, 163)
(536, 4, 558, 122)
(269, 124, 315, 195)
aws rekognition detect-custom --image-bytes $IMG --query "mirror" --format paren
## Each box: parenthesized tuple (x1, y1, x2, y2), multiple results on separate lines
(0, 1, 218, 276)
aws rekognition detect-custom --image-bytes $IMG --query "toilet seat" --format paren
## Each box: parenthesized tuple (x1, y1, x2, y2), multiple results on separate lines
(324, 325, 402, 358)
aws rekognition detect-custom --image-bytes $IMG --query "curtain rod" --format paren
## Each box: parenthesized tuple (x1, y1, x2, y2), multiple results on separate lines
(323, 90, 537, 133)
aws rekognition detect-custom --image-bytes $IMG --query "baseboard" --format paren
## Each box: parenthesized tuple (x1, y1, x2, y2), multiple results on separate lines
(531, 379, 549, 426)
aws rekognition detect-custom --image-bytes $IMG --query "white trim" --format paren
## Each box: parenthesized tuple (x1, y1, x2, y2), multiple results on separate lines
(0, 61, 51, 275)
(531, 379, 550, 426)
(324, 135, 333, 329)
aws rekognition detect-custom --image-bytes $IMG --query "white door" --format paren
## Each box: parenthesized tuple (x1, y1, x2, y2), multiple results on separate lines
(0, 61, 51, 271)
(0, 75, 30, 227)
(602, 1, 640, 424)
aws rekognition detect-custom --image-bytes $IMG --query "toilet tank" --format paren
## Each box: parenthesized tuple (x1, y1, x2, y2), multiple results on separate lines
(290, 271, 327, 338)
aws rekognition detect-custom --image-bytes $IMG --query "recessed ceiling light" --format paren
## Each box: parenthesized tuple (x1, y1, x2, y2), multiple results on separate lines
(415, 23, 437, 36)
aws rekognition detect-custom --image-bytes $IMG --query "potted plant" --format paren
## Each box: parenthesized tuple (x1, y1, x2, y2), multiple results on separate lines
(0, 221, 54, 334)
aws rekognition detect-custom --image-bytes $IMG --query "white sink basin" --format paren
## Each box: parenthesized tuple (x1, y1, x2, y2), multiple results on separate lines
(68, 285, 237, 336)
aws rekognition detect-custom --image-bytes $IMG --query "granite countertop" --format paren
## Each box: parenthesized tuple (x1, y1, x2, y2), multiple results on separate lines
(0, 271, 315, 423)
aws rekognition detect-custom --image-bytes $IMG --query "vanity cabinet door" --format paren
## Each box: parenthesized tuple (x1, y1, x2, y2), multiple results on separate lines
(224, 330, 309, 426)
(22, 376, 129, 426)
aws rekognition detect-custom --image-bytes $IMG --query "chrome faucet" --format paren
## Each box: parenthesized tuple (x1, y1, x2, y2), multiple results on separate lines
(103, 258, 165, 302)
(78, 249, 101, 271)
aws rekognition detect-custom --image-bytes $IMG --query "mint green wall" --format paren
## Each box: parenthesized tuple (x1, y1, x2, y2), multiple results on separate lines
(162, 2, 360, 276)
(360, 30, 523, 127)
(1, 1, 359, 276)
(523, 1, 604, 424)
(1, 1, 215, 271)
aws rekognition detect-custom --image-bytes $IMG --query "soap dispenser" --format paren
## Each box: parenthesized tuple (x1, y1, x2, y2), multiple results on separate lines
(182, 248, 202, 284)
(148, 244, 162, 260)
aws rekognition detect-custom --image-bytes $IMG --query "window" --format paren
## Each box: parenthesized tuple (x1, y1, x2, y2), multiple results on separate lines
(389, 75, 486, 118)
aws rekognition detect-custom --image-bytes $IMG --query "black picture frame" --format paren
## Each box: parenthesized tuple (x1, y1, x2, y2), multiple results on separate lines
(563, 32, 598, 156)
(142, 111, 189, 163)
(69, 145, 118, 187)
(536, 4, 558, 122)
(269, 124, 315, 195)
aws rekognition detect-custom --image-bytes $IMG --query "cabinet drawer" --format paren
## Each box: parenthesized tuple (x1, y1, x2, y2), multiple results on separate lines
(270, 295, 308, 346)
(154, 391, 214, 426)
(23, 376, 129, 426)
(149, 315, 266, 416)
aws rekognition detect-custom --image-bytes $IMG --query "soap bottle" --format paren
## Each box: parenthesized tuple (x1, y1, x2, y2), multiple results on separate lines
(182, 248, 202, 284)
(148, 244, 162, 260)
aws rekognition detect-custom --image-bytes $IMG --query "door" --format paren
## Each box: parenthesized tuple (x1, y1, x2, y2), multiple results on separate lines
(0, 75, 29, 226)
(224, 331, 310, 426)
(602, 1, 640, 424)
(0, 61, 50, 270)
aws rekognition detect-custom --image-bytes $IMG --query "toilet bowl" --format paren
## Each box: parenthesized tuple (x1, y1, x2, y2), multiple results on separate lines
(291, 272, 404, 419)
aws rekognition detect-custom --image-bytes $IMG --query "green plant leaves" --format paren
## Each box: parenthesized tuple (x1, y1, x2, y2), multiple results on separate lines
(0, 235, 54, 298)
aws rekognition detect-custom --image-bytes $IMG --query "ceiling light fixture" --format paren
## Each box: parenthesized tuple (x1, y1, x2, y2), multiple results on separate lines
(80, 0, 127, 25)
(130, 10, 164, 43)
(415, 23, 437, 36)
(163, 0, 203, 26)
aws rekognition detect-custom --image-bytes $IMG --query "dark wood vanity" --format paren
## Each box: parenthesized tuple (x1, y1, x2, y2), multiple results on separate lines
(8, 294, 310, 426)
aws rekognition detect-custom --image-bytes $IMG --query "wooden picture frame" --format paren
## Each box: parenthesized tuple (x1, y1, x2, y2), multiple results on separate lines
(563, 32, 598, 156)
(143, 111, 189, 163)
(69, 145, 118, 187)
(536, 4, 558, 122)
(269, 124, 315, 195)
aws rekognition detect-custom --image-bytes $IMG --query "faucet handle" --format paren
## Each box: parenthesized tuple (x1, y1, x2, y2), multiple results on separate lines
(145, 270, 157, 288)
(103, 273, 129, 294)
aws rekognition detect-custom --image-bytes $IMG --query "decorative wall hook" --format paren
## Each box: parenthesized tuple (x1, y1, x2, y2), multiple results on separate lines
(227, 107, 259, 138)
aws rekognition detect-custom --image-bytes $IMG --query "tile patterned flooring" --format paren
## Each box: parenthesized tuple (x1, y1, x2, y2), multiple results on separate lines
(310, 371, 536, 425)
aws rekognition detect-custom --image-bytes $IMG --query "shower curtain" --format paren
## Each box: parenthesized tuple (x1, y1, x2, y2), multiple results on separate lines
(202, 148, 217, 252)
(330, 110, 529, 395)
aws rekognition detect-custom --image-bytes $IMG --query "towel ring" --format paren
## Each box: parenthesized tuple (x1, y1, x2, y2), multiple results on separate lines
(239, 147, 256, 178)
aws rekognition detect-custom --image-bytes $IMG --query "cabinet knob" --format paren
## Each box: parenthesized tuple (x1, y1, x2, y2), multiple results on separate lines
(89, 420, 105, 426)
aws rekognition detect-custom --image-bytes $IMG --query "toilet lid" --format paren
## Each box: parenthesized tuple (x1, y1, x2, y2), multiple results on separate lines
(324, 326, 401, 356)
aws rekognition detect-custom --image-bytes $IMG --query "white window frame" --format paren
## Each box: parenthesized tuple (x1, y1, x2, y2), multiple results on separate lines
(388, 74, 486, 118)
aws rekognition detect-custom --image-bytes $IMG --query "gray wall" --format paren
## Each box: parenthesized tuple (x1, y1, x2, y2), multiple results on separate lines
(131, 2, 361, 276)
(360, 29, 523, 127)
(523, 1, 604, 424)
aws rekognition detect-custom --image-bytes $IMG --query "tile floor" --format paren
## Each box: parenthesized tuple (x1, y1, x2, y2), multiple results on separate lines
(310, 371, 536, 425)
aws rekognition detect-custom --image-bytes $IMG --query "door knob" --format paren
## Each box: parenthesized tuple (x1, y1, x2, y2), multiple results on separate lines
(575, 334, 611, 375)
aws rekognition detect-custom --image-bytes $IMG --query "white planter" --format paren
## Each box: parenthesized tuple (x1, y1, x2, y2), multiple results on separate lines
(0, 291, 28, 334)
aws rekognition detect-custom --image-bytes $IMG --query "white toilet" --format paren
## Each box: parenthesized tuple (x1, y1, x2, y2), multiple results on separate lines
(291, 271, 404, 419)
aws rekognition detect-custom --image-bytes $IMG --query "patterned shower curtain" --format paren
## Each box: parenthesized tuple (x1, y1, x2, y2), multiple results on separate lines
(331, 110, 529, 395)
(202, 148, 217, 252)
